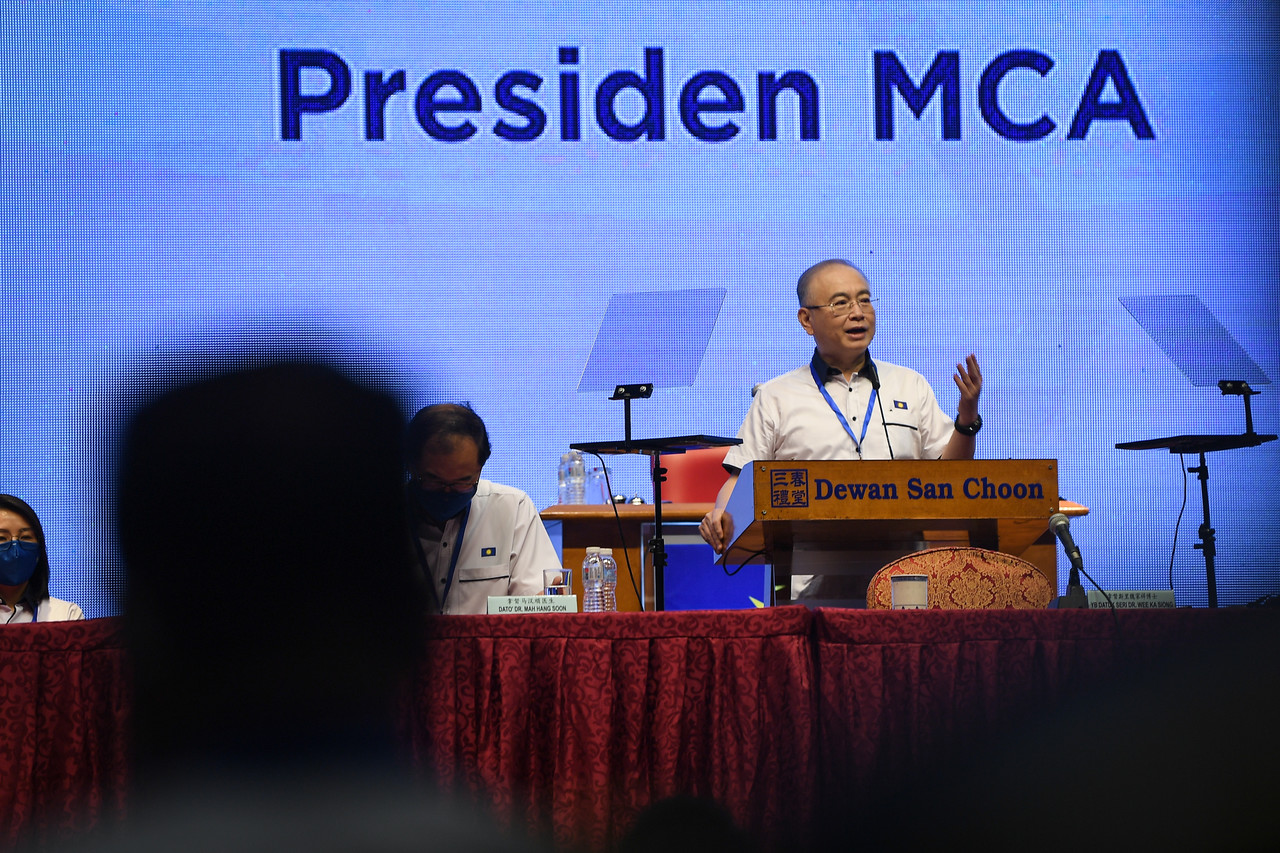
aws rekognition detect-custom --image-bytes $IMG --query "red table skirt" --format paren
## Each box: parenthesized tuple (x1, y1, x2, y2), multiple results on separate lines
(3, 607, 1276, 851)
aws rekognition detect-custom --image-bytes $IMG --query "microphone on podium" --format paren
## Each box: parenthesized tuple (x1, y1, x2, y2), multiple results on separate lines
(866, 358, 896, 460)
(1050, 512, 1089, 609)
(865, 358, 881, 391)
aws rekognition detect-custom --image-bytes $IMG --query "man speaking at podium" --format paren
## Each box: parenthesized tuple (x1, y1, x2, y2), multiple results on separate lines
(699, 259, 983, 580)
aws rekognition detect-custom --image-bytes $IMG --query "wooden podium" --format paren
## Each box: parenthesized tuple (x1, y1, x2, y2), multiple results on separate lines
(722, 459, 1062, 602)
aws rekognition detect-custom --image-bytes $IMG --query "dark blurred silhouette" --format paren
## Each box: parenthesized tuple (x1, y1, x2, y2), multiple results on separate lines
(93, 355, 535, 853)
(619, 796, 758, 853)
(844, 614, 1280, 853)
(116, 359, 421, 777)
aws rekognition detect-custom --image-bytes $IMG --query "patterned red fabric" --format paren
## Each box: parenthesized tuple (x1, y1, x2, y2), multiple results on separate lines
(0, 618, 130, 850)
(865, 546, 1054, 609)
(402, 605, 819, 853)
(5, 607, 1279, 852)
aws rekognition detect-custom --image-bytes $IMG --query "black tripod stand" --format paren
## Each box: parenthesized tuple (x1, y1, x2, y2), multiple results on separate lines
(1116, 380, 1275, 607)
(572, 383, 739, 610)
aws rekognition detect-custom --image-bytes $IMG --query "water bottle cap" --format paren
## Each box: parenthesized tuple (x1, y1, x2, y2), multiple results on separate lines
(585, 546, 600, 554)
(599, 548, 613, 556)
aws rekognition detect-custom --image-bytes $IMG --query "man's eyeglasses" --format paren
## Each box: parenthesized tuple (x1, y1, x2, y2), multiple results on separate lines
(415, 475, 481, 493)
(803, 296, 877, 317)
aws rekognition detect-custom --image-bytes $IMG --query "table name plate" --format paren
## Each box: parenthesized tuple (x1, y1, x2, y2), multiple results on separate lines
(487, 595, 578, 614)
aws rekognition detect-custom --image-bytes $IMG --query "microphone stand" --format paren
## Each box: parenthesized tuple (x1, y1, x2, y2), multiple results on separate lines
(1051, 513, 1089, 609)
(1056, 564, 1089, 609)
(868, 359, 896, 460)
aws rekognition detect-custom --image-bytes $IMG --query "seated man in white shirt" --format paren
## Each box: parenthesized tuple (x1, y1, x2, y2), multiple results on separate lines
(406, 404, 559, 615)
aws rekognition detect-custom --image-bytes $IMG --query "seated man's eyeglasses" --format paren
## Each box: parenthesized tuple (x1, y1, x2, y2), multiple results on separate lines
(415, 474, 481, 493)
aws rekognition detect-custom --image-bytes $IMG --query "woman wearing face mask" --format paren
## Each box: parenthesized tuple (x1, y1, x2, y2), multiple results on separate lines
(0, 494, 85, 624)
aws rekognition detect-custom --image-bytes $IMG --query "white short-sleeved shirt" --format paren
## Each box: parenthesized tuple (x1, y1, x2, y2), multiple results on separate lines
(412, 479, 560, 615)
(723, 351, 955, 470)
(1, 596, 86, 624)
(723, 351, 956, 600)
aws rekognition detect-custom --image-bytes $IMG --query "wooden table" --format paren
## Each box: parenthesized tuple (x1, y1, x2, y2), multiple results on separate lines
(543, 497, 1089, 610)
(540, 503, 713, 611)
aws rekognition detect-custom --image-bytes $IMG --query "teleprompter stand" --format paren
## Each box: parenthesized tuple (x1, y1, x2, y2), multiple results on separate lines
(569, 287, 734, 610)
(572, 383, 739, 611)
(1116, 381, 1276, 607)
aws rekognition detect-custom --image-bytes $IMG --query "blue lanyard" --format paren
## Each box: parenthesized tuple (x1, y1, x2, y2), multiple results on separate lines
(416, 504, 471, 614)
(810, 353, 877, 458)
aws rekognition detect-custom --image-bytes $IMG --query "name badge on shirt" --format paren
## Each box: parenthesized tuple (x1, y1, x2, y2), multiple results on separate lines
(894, 400, 909, 410)
(481, 547, 497, 557)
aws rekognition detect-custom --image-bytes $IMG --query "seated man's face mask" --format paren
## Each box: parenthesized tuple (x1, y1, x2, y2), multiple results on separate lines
(412, 483, 477, 523)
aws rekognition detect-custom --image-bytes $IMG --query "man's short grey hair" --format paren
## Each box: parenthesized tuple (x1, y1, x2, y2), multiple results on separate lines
(795, 258, 869, 305)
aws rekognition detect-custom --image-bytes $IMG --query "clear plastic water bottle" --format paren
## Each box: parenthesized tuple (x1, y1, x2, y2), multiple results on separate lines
(582, 546, 604, 612)
(558, 450, 586, 504)
(598, 547, 618, 612)
(586, 466, 608, 504)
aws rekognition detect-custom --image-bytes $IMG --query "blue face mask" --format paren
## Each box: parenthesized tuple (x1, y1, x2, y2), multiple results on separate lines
(413, 484, 477, 523)
(0, 539, 41, 586)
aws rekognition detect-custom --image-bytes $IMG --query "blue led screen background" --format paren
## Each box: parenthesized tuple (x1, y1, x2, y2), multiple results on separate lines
(3, 1, 1278, 615)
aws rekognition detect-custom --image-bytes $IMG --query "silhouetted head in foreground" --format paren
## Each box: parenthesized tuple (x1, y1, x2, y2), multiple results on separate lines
(115, 358, 424, 784)
(620, 796, 757, 853)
